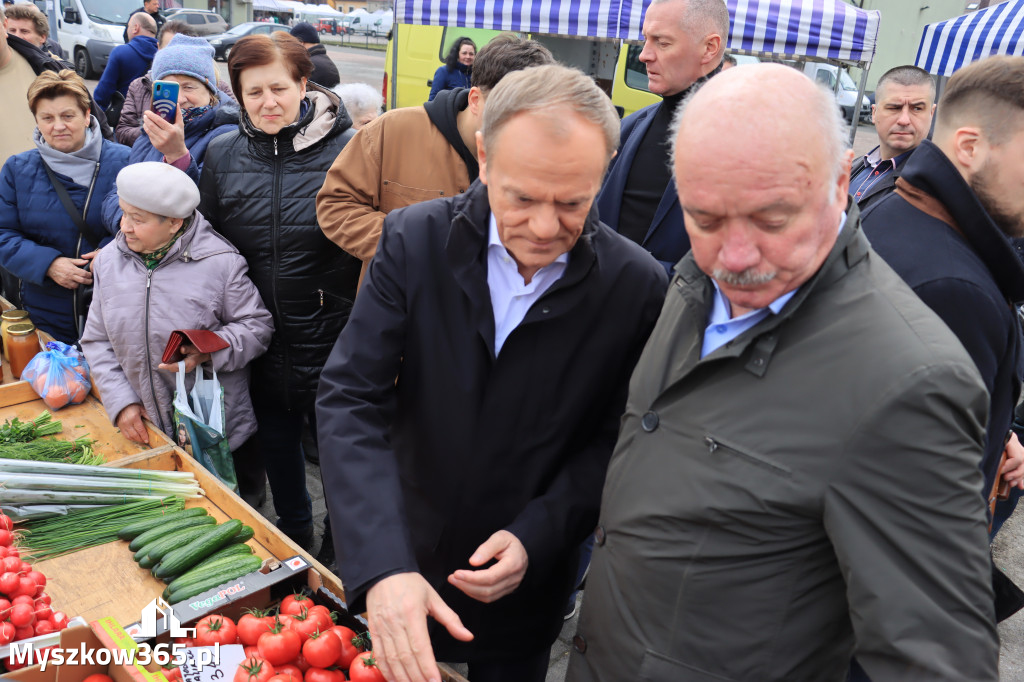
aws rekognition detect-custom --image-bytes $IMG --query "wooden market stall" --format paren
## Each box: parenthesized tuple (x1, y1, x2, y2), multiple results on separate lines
(0, 297, 468, 682)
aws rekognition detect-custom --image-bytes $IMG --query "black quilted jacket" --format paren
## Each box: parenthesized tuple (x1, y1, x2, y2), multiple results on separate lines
(199, 83, 359, 410)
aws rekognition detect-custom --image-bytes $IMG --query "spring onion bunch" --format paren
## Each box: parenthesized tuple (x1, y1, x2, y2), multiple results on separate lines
(0, 437, 100, 464)
(17, 496, 187, 561)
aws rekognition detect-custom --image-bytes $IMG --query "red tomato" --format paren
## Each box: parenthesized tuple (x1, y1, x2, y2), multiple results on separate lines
(82, 675, 115, 682)
(283, 611, 320, 642)
(305, 606, 333, 632)
(234, 656, 276, 682)
(244, 645, 260, 659)
(257, 625, 302, 666)
(195, 615, 239, 646)
(348, 653, 385, 682)
(267, 675, 303, 682)
(163, 668, 183, 682)
(293, 652, 311, 673)
(275, 664, 304, 681)
(9, 602, 34, 627)
(0, 621, 15, 645)
(279, 593, 313, 617)
(0, 529, 13, 547)
(238, 611, 275, 646)
(328, 627, 364, 669)
(303, 669, 345, 682)
(301, 631, 341, 669)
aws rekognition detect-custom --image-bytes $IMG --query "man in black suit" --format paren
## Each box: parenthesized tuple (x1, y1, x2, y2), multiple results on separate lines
(316, 64, 667, 682)
(850, 65, 935, 211)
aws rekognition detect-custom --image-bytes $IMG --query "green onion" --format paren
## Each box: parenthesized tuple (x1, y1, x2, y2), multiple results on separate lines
(17, 497, 186, 561)
(0, 472, 202, 497)
(0, 438, 101, 464)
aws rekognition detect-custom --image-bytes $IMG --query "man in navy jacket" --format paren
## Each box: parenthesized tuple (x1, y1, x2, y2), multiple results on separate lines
(317, 65, 667, 682)
(861, 55, 1024, 529)
(595, 0, 728, 274)
(94, 11, 157, 111)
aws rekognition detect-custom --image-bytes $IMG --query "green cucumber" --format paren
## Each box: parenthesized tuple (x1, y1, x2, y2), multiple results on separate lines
(166, 546, 256, 593)
(166, 555, 263, 604)
(130, 516, 216, 553)
(232, 525, 255, 544)
(139, 553, 158, 569)
(145, 526, 223, 564)
(154, 520, 243, 579)
(117, 508, 209, 541)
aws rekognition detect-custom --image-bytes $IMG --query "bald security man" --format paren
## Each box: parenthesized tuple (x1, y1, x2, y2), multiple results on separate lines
(566, 63, 998, 682)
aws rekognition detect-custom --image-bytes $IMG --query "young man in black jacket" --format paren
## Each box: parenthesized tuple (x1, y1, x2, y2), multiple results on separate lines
(289, 22, 339, 88)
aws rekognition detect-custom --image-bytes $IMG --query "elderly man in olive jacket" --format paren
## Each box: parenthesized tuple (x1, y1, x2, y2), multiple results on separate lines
(316, 65, 667, 682)
(567, 64, 998, 682)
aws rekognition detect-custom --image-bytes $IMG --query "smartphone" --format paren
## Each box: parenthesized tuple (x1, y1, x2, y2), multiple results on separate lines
(152, 80, 180, 123)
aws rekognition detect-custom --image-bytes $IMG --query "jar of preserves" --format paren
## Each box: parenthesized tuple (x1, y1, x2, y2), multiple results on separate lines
(1, 310, 30, 360)
(7, 323, 40, 380)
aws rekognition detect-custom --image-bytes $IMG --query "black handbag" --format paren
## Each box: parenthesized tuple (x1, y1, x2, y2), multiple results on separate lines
(41, 160, 100, 340)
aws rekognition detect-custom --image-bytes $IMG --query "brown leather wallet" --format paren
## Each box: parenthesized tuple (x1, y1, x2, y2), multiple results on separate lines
(161, 329, 229, 364)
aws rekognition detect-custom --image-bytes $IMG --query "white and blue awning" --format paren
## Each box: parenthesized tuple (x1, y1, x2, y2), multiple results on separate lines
(394, 0, 879, 66)
(916, 0, 1024, 76)
(394, 0, 621, 39)
(722, 0, 880, 67)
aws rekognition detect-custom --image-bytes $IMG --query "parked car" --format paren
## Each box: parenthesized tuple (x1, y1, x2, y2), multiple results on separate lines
(162, 9, 230, 36)
(316, 18, 339, 35)
(205, 22, 290, 61)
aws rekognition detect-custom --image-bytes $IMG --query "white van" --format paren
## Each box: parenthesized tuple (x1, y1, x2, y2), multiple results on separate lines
(802, 62, 871, 124)
(53, 0, 138, 77)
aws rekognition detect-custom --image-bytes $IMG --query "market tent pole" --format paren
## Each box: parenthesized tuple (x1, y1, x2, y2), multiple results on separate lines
(390, 21, 399, 110)
(851, 66, 870, 147)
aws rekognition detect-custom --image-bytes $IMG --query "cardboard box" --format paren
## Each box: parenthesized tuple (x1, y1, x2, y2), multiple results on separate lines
(1, 620, 167, 682)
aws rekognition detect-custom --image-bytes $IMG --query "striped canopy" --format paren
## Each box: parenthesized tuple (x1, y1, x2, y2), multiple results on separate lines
(394, 0, 880, 66)
(721, 0, 880, 67)
(916, 0, 1024, 76)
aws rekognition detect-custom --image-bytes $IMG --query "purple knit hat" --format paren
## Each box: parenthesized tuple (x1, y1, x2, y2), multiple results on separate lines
(152, 34, 218, 95)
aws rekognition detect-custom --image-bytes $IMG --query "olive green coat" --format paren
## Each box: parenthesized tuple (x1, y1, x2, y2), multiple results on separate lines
(568, 208, 998, 682)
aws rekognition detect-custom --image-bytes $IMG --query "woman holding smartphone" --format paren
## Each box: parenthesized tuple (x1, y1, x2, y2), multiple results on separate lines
(0, 70, 129, 343)
(101, 34, 237, 233)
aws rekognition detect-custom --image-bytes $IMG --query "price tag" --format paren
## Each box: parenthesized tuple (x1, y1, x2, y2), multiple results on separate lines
(179, 644, 245, 682)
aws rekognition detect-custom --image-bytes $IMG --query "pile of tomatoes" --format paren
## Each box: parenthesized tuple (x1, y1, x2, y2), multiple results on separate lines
(176, 593, 383, 682)
(0, 514, 73, 672)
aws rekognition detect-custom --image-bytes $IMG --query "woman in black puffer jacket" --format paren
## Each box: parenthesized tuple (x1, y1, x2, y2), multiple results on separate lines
(198, 32, 358, 551)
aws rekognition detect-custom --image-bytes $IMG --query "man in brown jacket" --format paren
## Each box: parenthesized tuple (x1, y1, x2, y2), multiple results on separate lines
(316, 35, 553, 283)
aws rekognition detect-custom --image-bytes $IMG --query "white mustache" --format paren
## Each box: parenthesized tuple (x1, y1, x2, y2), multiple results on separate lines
(712, 268, 777, 286)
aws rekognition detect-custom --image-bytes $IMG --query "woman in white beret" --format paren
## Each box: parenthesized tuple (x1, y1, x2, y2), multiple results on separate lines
(81, 162, 274, 502)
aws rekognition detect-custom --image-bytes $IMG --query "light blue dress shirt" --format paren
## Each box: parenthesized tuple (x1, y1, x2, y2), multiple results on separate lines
(701, 213, 846, 358)
(486, 213, 570, 356)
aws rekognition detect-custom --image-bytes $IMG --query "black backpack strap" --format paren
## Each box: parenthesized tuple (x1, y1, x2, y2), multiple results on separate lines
(41, 161, 101, 256)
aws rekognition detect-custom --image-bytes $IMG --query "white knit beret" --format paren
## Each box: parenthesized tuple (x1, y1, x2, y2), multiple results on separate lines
(116, 162, 200, 219)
